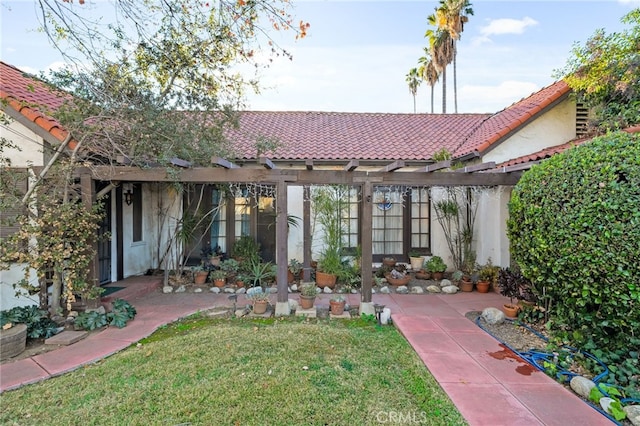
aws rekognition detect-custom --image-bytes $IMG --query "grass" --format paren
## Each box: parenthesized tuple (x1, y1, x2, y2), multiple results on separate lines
(0, 314, 467, 426)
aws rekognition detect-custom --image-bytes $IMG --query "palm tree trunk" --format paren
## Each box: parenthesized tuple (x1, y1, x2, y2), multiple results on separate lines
(453, 41, 458, 113)
(441, 66, 447, 113)
(430, 87, 434, 113)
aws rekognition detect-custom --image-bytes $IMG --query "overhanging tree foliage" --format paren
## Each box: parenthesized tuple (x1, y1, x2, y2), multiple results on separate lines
(554, 8, 640, 132)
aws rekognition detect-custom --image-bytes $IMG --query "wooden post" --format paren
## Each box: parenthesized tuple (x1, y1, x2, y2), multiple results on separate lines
(81, 172, 99, 286)
(361, 181, 373, 303)
(276, 180, 289, 303)
(303, 186, 312, 282)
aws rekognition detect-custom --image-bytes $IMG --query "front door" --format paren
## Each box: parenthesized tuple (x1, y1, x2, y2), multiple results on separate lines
(97, 188, 112, 284)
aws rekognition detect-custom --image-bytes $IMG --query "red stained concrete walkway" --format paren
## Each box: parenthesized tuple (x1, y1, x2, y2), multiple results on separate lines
(0, 276, 612, 425)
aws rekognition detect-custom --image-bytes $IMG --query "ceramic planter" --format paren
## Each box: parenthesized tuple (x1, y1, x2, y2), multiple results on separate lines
(409, 256, 424, 270)
(503, 303, 520, 318)
(253, 300, 268, 314)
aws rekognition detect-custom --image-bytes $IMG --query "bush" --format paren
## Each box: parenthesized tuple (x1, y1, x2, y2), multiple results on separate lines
(507, 131, 640, 352)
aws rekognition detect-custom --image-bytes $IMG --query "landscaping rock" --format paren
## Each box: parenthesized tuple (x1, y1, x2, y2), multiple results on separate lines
(85, 306, 106, 315)
(224, 287, 235, 293)
(323, 286, 333, 294)
(426, 285, 441, 293)
(481, 307, 505, 325)
(569, 376, 596, 399)
(441, 285, 458, 294)
(175, 285, 186, 293)
(440, 279, 452, 287)
(235, 287, 246, 294)
(599, 397, 615, 416)
(194, 288, 203, 293)
(395, 286, 409, 294)
(269, 287, 277, 293)
(350, 289, 358, 294)
(288, 298, 299, 311)
(210, 287, 221, 294)
(379, 286, 390, 294)
(623, 405, 640, 426)
(162, 285, 174, 294)
(290, 284, 298, 292)
(410, 286, 424, 294)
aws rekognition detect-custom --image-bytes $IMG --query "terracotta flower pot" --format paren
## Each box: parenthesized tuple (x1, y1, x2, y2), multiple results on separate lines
(299, 295, 316, 310)
(315, 271, 337, 289)
(503, 303, 520, 318)
(329, 300, 346, 315)
(432, 272, 444, 281)
(476, 281, 491, 293)
(213, 278, 226, 288)
(415, 270, 431, 280)
(459, 280, 473, 292)
(194, 271, 208, 285)
(253, 300, 268, 314)
(385, 274, 411, 286)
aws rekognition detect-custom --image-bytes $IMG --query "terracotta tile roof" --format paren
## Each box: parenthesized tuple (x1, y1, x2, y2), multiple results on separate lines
(229, 111, 491, 161)
(0, 61, 76, 148)
(2, 61, 576, 165)
(453, 81, 571, 158)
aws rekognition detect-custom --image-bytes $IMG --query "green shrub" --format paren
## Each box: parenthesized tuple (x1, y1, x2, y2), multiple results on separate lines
(0, 305, 58, 339)
(507, 131, 640, 352)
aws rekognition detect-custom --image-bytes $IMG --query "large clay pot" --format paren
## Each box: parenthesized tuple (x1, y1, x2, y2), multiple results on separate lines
(194, 271, 208, 285)
(0, 323, 27, 361)
(503, 303, 520, 318)
(315, 271, 337, 289)
(386, 275, 411, 286)
(409, 257, 424, 270)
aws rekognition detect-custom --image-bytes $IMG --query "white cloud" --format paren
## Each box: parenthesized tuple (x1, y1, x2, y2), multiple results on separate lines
(460, 80, 541, 113)
(480, 17, 539, 37)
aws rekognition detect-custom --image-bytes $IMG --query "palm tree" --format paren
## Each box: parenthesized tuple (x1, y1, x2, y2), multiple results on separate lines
(418, 48, 440, 113)
(405, 68, 421, 113)
(433, 0, 474, 113)
(426, 26, 454, 113)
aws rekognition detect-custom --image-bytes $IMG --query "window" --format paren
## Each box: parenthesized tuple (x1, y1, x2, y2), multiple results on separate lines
(372, 186, 430, 260)
(210, 188, 226, 253)
(132, 184, 143, 242)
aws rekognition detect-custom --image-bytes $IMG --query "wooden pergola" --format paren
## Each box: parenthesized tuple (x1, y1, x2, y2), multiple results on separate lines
(86, 158, 523, 315)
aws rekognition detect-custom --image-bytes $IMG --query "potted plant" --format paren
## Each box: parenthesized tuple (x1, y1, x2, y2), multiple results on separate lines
(316, 249, 341, 289)
(210, 269, 227, 287)
(425, 256, 447, 280)
(385, 268, 411, 286)
(192, 265, 209, 285)
(235, 273, 248, 288)
(220, 258, 240, 281)
(299, 282, 317, 309)
(382, 256, 397, 267)
(288, 258, 302, 283)
(231, 235, 261, 264)
(245, 259, 276, 291)
(312, 185, 347, 289)
(329, 294, 346, 315)
(246, 288, 270, 315)
(477, 258, 499, 293)
(497, 267, 524, 318)
(408, 251, 424, 270)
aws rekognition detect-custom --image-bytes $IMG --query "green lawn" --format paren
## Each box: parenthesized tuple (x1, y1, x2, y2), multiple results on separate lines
(1, 315, 466, 426)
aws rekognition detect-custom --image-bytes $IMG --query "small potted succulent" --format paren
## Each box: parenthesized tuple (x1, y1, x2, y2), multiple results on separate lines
(425, 256, 447, 280)
(192, 265, 209, 285)
(288, 258, 302, 283)
(210, 269, 227, 287)
(329, 294, 346, 315)
(246, 288, 271, 314)
(299, 282, 317, 309)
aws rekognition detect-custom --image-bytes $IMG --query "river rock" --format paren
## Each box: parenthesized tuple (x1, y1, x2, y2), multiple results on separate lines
(569, 376, 596, 399)
(194, 288, 203, 293)
(600, 397, 615, 415)
(440, 279, 452, 287)
(379, 286, 390, 294)
(236, 287, 246, 294)
(441, 285, 458, 294)
(323, 286, 333, 294)
(210, 287, 221, 294)
(426, 285, 441, 293)
(162, 286, 174, 294)
(395, 286, 409, 294)
(482, 307, 505, 325)
(175, 285, 186, 293)
(410, 286, 424, 294)
(623, 405, 640, 426)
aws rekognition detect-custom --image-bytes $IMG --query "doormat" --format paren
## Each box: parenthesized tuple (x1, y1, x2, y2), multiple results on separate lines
(102, 286, 125, 297)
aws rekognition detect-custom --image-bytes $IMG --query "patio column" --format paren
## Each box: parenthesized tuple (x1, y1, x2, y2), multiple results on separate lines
(302, 186, 312, 282)
(81, 172, 99, 286)
(275, 180, 290, 315)
(360, 181, 374, 315)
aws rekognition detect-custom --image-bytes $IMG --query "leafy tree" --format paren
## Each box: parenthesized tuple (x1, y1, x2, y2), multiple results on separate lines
(554, 8, 640, 132)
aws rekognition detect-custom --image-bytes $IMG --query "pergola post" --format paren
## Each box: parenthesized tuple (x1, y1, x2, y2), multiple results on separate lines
(275, 180, 290, 315)
(302, 186, 312, 282)
(360, 181, 375, 315)
(81, 172, 99, 286)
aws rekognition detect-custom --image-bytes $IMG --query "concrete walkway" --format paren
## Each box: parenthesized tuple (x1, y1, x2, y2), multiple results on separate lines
(0, 276, 612, 425)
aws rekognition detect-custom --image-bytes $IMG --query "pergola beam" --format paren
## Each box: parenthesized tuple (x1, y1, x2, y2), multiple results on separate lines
(421, 160, 451, 172)
(497, 161, 539, 173)
(344, 160, 359, 172)
(453, 162, 496, 173)
(377, 160, 405, 173)
(259, 156, 276, 170)
(305, 159, 314, 170)
(211, 156, 240, 169)
(93, 166, 521, 186)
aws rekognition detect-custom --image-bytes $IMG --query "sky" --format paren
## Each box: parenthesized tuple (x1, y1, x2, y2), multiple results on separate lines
(1, 0, 638, 114)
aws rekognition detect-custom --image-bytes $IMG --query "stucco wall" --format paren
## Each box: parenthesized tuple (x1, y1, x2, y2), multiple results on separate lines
(0, 265, 39, 310)
(0, 113, 45, 167)
(482, 98, 577, 164)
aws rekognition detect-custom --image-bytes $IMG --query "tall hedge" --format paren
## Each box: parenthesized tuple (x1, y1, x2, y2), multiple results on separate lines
(507, 131, 640, 350)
